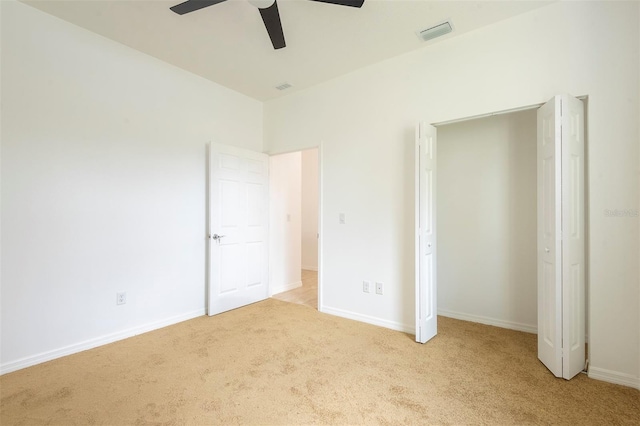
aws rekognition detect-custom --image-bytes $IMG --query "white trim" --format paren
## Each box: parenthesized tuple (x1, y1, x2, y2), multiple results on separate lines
(301, 265, 318, 272)
(433, 103, 542, 127)
(317, 143, 324, 312)
(588, 366, 640, 390)
(321, 306, 414, 334)
(432, 95, 588, 128)
(438, 308, 537, 334)
(271, 280, 302, 296)
(0, 309, 204, 375)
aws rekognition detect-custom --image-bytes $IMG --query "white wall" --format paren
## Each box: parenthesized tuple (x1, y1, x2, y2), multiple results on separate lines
(269, 152, 302, 294)
(264, 1, 639, 388)
(0, 1, 263, 373)
(301, 148, 319, 271)
(437, 110, 537, 332)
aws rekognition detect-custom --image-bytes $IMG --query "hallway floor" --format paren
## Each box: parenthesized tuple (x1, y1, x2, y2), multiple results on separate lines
(271, 269, 317, 309)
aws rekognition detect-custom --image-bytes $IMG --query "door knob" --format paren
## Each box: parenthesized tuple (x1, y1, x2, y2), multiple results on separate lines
(545, 247, 550, 253)
(211, 234, 225, 240)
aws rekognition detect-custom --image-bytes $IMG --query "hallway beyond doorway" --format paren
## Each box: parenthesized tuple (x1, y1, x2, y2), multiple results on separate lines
(272, 270, 317, 309)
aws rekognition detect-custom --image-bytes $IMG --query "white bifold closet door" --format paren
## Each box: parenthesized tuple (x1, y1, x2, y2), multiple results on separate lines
(537, 94, 586, 380)
(415, 122, 437, 344)
(208, 143, 270, 316)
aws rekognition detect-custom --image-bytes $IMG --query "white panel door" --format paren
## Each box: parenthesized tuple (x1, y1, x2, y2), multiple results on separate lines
(536, 95, 585, 379)
(560, 95, 586, 380)
(415, 122, 437, 344)
(537, 97, 563, 377)
(208, 143, 269, 316)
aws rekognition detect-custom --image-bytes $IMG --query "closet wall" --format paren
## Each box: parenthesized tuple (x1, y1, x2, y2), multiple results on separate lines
(437, 109, 538, 332)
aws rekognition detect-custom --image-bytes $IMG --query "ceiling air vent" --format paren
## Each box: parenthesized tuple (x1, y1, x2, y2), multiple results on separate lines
(416, 20, 453, 42)
(275, 82, 292, 91)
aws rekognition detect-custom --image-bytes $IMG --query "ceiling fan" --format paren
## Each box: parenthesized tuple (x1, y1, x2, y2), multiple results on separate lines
(170, 0, 365, 50)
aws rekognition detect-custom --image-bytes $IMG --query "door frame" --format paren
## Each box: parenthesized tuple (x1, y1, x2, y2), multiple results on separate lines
(422, 96, 590, 365)
(266, 144, 324, 311)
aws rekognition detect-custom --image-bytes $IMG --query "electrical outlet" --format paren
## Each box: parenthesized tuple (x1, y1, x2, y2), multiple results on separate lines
(375, 282, 383, 295)
(363, 281, 371, 293)
(116, 292, 127, 305)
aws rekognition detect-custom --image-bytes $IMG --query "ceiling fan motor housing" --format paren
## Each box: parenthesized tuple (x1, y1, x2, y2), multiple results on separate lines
(248, 0, 276, 9)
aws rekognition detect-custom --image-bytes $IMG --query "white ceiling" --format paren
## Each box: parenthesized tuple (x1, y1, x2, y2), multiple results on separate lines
(23, 0, 553, 101)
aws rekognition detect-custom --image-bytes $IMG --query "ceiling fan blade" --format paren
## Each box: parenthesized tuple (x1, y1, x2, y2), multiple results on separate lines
(170, 0, 228, 15)
(258, 0, 286, 50)
(308, 0, 364, 8)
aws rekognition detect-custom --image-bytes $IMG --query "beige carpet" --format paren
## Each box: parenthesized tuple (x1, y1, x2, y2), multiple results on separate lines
(1, 298, 638, 425)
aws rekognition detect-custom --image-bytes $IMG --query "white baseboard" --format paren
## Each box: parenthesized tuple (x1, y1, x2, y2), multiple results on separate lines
(0, 308, 205, 375)
(320, 305, 414, 334)
(271, 280, 302, 295)
(301, 265, 318, 272)
(588, 366, 640, 390)
(438, 308, 537, 334)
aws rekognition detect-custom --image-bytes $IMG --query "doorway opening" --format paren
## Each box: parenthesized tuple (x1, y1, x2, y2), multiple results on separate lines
(269, 148, 320, 310)
(437, 109, 539, 332)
